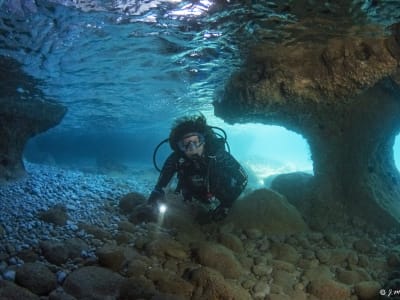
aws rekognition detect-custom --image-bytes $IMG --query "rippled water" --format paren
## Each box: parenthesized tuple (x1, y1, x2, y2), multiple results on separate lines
(0, 0, 398, 134)
(1, 0, 242, 132)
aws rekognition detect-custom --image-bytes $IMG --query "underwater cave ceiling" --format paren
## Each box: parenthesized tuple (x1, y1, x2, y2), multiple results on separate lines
(214, 21, 400, 230)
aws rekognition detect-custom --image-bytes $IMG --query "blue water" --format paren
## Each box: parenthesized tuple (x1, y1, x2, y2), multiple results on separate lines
(1, 0, 400, 182)
(395, 136, 400, 171)
(1, 0, 244, 131)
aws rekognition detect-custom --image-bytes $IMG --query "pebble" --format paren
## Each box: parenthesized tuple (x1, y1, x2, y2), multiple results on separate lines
(252, 264, 273, 276)
(253, 281, 270, 299)
(56, 270, 67, 284)
(3, 269, 16, 281)
(1, 162, 399, 300)
(0, 162, 154, 261)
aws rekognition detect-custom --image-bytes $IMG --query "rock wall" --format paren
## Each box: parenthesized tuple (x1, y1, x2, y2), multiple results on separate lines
(0, 57, 67, 182)
(214, 24, 400, 230)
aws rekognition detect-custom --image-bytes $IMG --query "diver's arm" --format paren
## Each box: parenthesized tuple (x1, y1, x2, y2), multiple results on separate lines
(148, 152, 179, 205)
(213, 149, 248, 207)
(147, 152, 179, 205)
(209, 150, 248, 221)
(155, 152, 179, 190)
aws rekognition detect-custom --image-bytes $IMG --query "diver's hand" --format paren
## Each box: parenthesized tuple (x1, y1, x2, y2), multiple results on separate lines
(211, 205, 229, 221)
(148, 189, 165, 206)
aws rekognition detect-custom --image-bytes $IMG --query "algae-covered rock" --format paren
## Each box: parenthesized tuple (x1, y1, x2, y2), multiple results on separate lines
(308, 278, 351, 300)
(15, 262, 57, 296)
(194, 242, 244, 279)
(189, 267, 252, 300)
(226, 188, 308, 234)
(63, 266, 124, 299)
(0, 280, 40, 300)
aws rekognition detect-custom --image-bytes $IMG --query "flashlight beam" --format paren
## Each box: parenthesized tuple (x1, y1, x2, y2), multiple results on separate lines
(158, 203, 167, 214)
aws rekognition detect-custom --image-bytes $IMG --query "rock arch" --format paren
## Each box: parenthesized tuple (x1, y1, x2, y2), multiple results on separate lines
(214, 24, 400, 230)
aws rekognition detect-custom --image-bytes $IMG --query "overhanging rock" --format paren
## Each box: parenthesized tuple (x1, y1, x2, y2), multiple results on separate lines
(0, 57, 67, 182)
(214, 24, 400, 230)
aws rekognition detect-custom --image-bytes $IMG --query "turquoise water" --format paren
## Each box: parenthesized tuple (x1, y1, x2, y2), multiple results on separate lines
(394, 136, 400, 171)
(218, 123, 313, 185)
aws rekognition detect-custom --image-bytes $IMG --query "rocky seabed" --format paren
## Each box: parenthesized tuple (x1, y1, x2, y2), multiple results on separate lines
(0, 162, 399, 300)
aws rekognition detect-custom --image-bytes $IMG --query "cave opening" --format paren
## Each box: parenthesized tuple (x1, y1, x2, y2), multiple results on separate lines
(224, 123, 313, 189)
(394, 134, 400, 172)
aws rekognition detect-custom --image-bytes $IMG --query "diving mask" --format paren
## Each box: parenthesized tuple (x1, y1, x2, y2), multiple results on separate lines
(177, 132, 205, 152)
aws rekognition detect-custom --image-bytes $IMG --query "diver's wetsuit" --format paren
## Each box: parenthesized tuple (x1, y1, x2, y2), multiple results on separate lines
(153, 140, 248, 209)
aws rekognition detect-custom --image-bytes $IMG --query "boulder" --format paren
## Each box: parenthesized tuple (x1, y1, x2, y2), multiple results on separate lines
(15, 262, 57, 295)
(78, 223, 113, 241)
(155, 274, 194, 298)
(189, 267, 252, 300)
(270, 243, 301, 264)
(354, 280, 381, 299)
(218, 232, 244, 253)
(96, 244, 136, 271)
(39, 238, 89, 266)
(307, 278, 351, 300)
(119, 276, 156, 300)
(0, 280, 40, 300)
(336, 268, 365, 285)
(270, 172, 314, 215)
(38, 204, 68, 226)
(225, 188, 308, 234)
(145, 237, 188, 260)
(62, 266, 124, 299)
(119, 192, 146, 214)
(194, 242, 244, 279)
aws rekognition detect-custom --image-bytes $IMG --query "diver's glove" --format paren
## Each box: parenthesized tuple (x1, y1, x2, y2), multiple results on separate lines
(147, 188, 165, 206)
(211, 205, 229, 221)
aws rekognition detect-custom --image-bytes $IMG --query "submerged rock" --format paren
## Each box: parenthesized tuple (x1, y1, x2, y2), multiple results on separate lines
(194, 242, 244, 279)
(0, 57, 66, 182)
(15, 262, 57, 296)
(189, 267, 252, 300)
(215, 23, 400, 230)
(118, 192, 146, 214)
(62, 266, 124, 299)
(38, 204, 68, 226)
(270, 171, 314, 216)
(39, 238, 88, 266)
(0, 280, 40, 300)
(308, 277, 352, 300)
(119, 276, 156, 299)
(96, 244, 136, 271)
(354, 280, 381, 300)
(225, 188, 308, 234)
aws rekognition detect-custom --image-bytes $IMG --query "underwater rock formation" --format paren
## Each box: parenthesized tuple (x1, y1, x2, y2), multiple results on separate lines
(215, 23, 400, 230)
(0, 57, 67, 182)
(226, 189, 308, 234)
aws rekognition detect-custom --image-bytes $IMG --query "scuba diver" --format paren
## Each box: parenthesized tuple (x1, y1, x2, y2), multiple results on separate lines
(148, 113, 248, 221)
